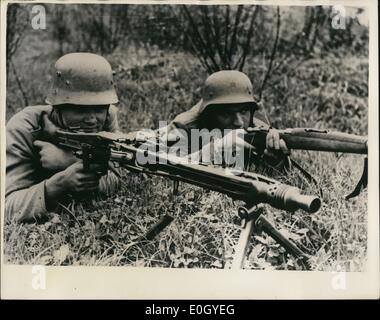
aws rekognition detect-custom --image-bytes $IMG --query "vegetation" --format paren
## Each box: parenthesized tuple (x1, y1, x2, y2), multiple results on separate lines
(4, 4, 368, 270)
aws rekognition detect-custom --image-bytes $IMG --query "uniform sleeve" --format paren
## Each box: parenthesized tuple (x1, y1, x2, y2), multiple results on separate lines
(5, 115, 49, 222)
(169, 101, 202, 133)
(5, 181, 48, 223)
(157, 101, 203, 151)
(98, 104, 122, 195)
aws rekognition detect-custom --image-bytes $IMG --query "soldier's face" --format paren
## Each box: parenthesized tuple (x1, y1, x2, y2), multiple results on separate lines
(212, 104, 252, 130)
(59, 105, 108, 132)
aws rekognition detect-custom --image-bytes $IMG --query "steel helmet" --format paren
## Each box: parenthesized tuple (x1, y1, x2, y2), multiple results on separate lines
(199, 70, 256, 113)
(46, 53, 118, 106)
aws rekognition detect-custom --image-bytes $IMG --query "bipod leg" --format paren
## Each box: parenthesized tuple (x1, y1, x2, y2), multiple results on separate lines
(255, 215, 311, 270)
(230, 205, 264, 270)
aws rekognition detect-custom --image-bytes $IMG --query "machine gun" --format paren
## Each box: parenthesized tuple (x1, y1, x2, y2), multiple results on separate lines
(245, 127, 368, 199)
(55, 129, 321, 269)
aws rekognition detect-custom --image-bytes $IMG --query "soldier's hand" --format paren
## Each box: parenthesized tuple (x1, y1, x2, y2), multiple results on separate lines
(265, 128, 291, 158)
(219, 129, 256, 153)
(61, 161, 102, 193)
(201, 129, 255, 165)
(40, 112, 59, 141)
(33, 140, 77, 172)
(45, 161, 104, 209)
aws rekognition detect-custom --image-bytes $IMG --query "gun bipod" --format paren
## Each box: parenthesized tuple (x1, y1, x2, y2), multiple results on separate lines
(230, 204, 311, 270)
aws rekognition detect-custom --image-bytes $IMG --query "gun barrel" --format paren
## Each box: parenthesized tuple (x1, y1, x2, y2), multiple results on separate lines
(285, 193, 321, 214)
(258, 183, 321, 213)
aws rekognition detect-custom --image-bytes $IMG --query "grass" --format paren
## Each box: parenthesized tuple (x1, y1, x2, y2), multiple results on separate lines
(4, 33, 368, 270)
(3, 153, 367, 270)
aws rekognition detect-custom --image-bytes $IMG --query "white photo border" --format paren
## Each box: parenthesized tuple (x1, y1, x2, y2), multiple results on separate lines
(1, 0, 378, 299)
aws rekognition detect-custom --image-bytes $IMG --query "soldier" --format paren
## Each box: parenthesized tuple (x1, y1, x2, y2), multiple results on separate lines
(5, 53, 121, 223)
(163, 70, 290, 167)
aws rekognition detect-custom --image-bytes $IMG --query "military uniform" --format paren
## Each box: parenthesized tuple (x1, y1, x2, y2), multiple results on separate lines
(165, 99, 270, 137)
(6, 105, 120, 223)
(161, 70, 287, 168)
(163, 70, 269, 141)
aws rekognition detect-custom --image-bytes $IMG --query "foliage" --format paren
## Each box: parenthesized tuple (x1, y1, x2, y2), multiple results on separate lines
(6, 3, 30, 106)
(6, 3, 29, 67)
(181, 5, 264, 72)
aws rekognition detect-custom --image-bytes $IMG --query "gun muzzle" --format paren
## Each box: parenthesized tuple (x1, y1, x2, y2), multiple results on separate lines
(261, 183, 321, 213)
(284, 191, 321, 213)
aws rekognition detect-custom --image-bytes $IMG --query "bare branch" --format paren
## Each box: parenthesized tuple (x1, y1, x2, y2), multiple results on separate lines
(228, 5, 243, 66)
(6, 4, 28, 68)
(211, 6, 226, 68)
(182, 5, 219, 72)
(11, 59, 29, 107)
(237, 6, 259, 71)
(258, 6, 281, 101)
(223, 6, 230, 68)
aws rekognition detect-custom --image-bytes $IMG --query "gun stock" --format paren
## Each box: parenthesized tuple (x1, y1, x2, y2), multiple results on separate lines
(246, 127, 368, 198)
(246, 127, 367, 154)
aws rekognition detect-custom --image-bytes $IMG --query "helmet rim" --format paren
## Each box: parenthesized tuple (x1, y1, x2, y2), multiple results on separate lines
(46, 53, 118, 106)
(46, 88, 119, 106)
(199, 70, 255, 113)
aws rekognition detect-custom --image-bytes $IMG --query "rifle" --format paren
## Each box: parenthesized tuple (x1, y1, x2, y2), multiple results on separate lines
(55, 129, 321, 269)
(245, 127, 368, 199)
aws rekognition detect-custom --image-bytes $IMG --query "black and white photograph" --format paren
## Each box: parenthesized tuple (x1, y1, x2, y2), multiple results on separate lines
(1, 0, 378, 299)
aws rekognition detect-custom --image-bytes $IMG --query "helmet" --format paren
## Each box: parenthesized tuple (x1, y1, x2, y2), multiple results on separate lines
(199, 70, 256, 113)
(46, 53, 118, 106)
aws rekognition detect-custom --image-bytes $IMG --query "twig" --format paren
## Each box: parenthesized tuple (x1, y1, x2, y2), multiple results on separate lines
(237, 6, 259, 71)
(200, 6, 219, 68)
(223, 6, 230, 68)
(210, 6, 226, 68)
(228, 5, 243, 66)
(179, 7, 213, 72)
(258, 6, 281, 101)
(10, 59, 29, 107)
(182, 5, 219, 72)
(233, 7, 259, 70)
